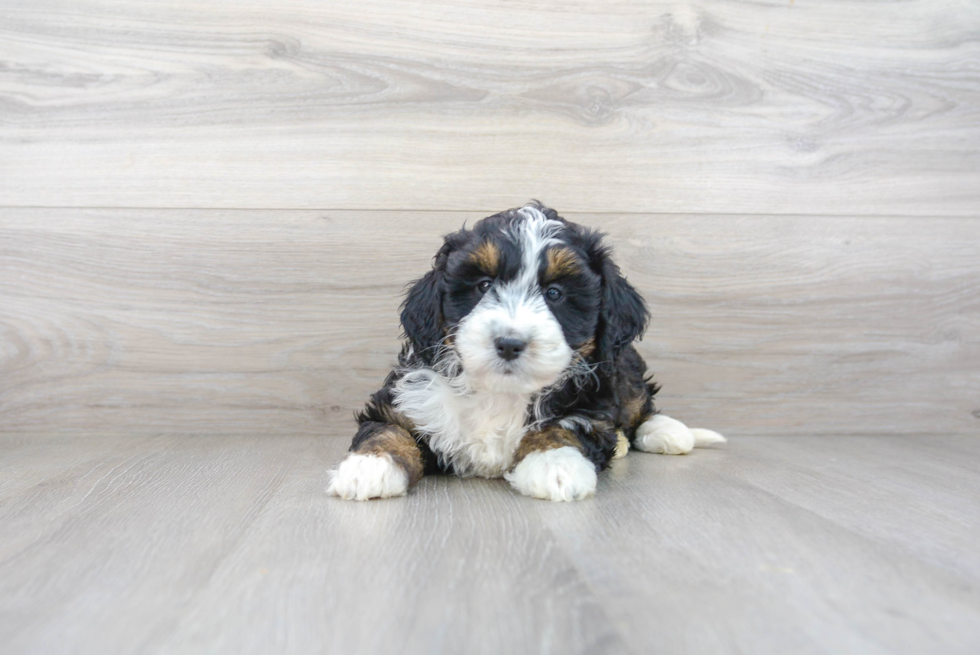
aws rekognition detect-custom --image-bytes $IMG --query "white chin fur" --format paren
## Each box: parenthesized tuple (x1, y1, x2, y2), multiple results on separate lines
(326, 453, 408, 501)
(634, 414, 727, 455)
(470, 368, 562, 395)
(504, 446, 597, 501)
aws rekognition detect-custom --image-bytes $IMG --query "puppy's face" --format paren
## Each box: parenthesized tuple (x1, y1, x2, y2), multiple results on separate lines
(447, 212, 600, 393)
(401, 204, 648, 394)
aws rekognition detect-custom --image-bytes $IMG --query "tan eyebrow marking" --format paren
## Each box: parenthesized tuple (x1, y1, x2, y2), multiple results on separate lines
(545, 247, 581, 280)
(470, 240, 500, 276)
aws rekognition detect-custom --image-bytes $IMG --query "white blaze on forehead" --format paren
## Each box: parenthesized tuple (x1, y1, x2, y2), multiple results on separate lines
(509, 204, 563, 292)
(480, 204, 565, 320)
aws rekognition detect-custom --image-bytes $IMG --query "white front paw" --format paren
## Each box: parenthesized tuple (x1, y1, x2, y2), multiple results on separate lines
(326, 453, 409, 501)
(634, 414, 695, 455)
(504, 447, 597, 502)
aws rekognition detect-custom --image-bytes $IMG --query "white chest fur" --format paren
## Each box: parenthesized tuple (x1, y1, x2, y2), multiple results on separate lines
(392, 368, 531, 478)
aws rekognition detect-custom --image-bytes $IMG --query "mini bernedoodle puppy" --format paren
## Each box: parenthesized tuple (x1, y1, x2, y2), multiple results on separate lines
(327, 202, 725, 502)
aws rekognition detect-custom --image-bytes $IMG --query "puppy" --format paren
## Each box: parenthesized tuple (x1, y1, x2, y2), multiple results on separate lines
(327, 202, 725, 502)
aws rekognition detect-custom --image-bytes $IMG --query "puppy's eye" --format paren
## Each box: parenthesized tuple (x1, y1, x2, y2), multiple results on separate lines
(477, 279, 494, 293)
(544, 286, 563, 302)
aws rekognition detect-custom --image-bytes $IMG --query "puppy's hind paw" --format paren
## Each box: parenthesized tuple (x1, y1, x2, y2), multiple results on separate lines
(634, 414, 696, 454)
(326, 453, 409, 501)
(634, 415, 726, 455)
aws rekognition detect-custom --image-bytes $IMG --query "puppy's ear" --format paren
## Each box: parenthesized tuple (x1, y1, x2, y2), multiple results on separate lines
(586, 233, 649, 363)
(400, 235, 458, 361)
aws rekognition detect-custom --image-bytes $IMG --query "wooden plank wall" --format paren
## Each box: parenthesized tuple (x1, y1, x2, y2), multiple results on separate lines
(1, 1, 978, 437)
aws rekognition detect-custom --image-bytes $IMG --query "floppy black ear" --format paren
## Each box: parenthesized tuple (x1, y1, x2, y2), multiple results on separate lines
(399, 238, 456, 361)
(588, 235, 649, 363)
(400, 269, 443, 360)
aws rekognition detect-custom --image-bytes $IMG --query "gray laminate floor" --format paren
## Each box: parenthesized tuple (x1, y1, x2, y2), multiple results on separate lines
(1, 434, 978, 654)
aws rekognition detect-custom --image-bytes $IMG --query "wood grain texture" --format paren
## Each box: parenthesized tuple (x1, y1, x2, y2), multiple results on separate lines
(0, 435, 313, 653)
(721, 435, 980, 581)
(1, 433, 978, 654)
(1, 0, 978, 214)
(2, 3, 977, 652)
(2, 208, 979, 437)
(156, 444, 626, 655)
(534, 435, 980, 655)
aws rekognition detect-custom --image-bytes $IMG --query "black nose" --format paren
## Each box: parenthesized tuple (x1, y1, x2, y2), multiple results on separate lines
(494, 337, 527, 361)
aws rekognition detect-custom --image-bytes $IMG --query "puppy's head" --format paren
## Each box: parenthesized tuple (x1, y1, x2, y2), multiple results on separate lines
(401, 202, 648, 393)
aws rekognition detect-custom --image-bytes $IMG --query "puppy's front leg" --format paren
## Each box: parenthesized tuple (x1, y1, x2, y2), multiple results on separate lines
(327, 423, 424, 501)
(505, 425, 598, 502)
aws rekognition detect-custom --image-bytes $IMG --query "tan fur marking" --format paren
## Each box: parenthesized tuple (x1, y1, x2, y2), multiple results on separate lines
(577, 337, 595, 357)
(511, 426, 582, 468)
(470, 240, 500, 276)
(614, 430, 630, 459)
(354, 426, 424, 485)
(377, 403, 417, 435)
(622, 394, 648, 432)
(545, 247, 581, 280)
